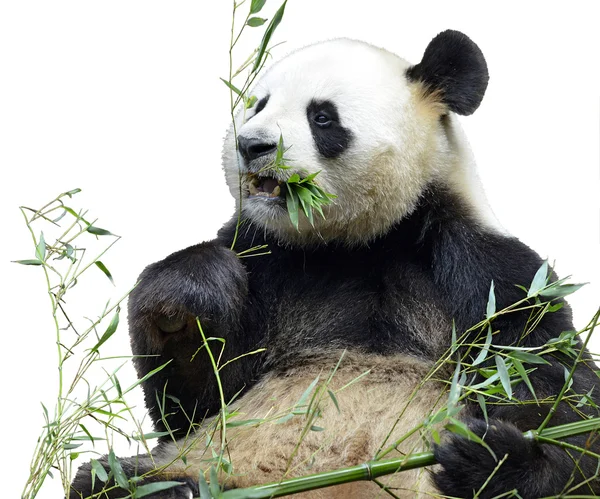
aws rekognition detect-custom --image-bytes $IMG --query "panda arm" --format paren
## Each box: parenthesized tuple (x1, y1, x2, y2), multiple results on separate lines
(431, 220, 600, 496)
(127, 238, 252, 435)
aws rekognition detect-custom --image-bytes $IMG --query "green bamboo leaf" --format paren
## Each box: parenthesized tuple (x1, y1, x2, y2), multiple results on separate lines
(450, 320, 457, 354)
(247, 17, 267, 27)
(286, 188, 299, 230)
(13, 259, 43, 266)
(95, 261, 115, 285)
(92, 308, 120, 353)
(310, 425, 325, 432)
(528, 261, 548, 297)
(108, 449, 129, 489)
(301, 171, 320, 183)
(539, 283, 586, 299)
(297, 375, 320, 408)
(287, 173, 300, 183)
(90, 458, 108, 482)
(476, 393, 488, 425)
(134, 482, 184, 498)
(253, 0, 287, 73)
(509, 351, 550, 365)
(250, 0, 267, 13)
(126, 360, 171, 392)
(132, 431, 172, 440)
(472, 325, 493, 366)
(226, 419, 263, 428)
(512, 357, 538, 403)
(87, 225, 115, 236)
(328, 389, 340, 413)
(494, 355, 512, 399)
(112, 374, 123, 398)
(486, 281, 496, 319)
(245, 95, 258, 109)
(198, 472, 212, 499)
(209, 466, 220, 497)
(295, 185, 315, 226)
(79, 424, 95, 444)
(448, 360, 462, 409)
(63, 442, 83, 450)
(35, 232, 46, 261)
(220, 77, 242, 96)
(64, 188, 82, 197)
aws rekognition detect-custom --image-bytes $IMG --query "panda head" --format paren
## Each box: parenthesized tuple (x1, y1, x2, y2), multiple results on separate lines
(222, 30, 498, 246)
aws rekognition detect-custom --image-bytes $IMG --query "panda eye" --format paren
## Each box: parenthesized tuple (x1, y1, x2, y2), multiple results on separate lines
(249, 95, 269, 119)
(313, 113, 332, 127)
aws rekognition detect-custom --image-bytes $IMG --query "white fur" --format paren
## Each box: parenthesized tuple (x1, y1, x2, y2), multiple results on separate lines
(222, 38, 504, 246)
(152, 352, 444, 497)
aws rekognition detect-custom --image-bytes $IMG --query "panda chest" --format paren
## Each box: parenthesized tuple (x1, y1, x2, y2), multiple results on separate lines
(246, 251, 452, 358)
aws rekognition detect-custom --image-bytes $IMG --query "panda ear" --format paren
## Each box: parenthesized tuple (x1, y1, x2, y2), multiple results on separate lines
(406, 30, 489, 116)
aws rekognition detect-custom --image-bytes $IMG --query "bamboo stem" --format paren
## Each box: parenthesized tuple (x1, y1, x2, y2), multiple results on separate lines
(221, 417, 600, 498)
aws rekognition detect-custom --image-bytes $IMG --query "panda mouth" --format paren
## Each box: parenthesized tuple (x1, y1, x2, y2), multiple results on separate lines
(247, 175, 285, 199)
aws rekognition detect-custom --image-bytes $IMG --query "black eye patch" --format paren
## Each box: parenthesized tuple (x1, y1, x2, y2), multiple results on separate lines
(306, 100, 352, 159)
(247, 95, 269, 120)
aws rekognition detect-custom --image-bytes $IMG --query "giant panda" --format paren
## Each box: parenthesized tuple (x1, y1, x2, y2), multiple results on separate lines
(71, 30, 600, 498)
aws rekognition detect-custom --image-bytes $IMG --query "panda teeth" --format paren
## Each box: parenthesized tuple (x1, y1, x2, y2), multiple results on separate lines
(247, 176, 283, 198)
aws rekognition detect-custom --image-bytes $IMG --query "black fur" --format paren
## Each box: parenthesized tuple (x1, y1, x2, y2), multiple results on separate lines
(95, 185, 599, 498)
(306, 99, 353, 158)
(407, 30, 489, 115)
(69, 455, 198, 498)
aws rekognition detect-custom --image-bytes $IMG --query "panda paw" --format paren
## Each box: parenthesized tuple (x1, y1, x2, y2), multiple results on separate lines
(70, 468, 199, 499)
(128, 242, 248, 334)
(433, 418, 552, 499)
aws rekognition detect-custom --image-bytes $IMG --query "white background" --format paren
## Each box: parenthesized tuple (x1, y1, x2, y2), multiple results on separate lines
(1, 1, 598, 498)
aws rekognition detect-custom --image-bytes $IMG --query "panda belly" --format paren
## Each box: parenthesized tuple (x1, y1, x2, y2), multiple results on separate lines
(156, 351, 444, 498)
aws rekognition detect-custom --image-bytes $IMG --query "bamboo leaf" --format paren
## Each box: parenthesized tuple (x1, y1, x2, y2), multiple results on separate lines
(539, 283, 586, 299)
(286, 188, 299, 230)
(494, 355, 512, 400)
(250, 0, 267, 14)
(253, 0, 287, 73)
(87, 225, 115, 236)
(528, 261, 548, 297)
(92, 308, 120, 353)
(476, 393, 488, 425)
(132, 431, 172, 440)
(448, 360, 462, 409)
(226, 419, 263, 428)
(134, 482, 184, 498)
(220, 77, 242, 96)
(210, 466, 220, 497)
(327, 389, 340, 413)
(108, 449, 129, 489)
(198, 472, 212, 499)
(95, 261, 115, 285)
(35, 232, 46, 261)
(13, 259, 43, 266)
(486, 281, 496, 319)
(472, 325, 493, 366)
(295, 185, 315, 226)
(247, 17, 267, 27)
(509, 351, 550, 365)
(90, 459, 108, 482)
(512, 358, 538, 403)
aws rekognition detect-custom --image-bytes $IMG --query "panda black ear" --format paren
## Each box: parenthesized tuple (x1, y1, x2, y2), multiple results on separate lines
(406, 30, 489, 116)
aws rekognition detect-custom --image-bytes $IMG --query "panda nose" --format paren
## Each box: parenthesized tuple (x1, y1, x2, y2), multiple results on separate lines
(237, 136, 278, 162)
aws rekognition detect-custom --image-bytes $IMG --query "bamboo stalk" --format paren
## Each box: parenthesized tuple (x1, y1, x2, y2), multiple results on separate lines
(220, 417, 600, 498)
